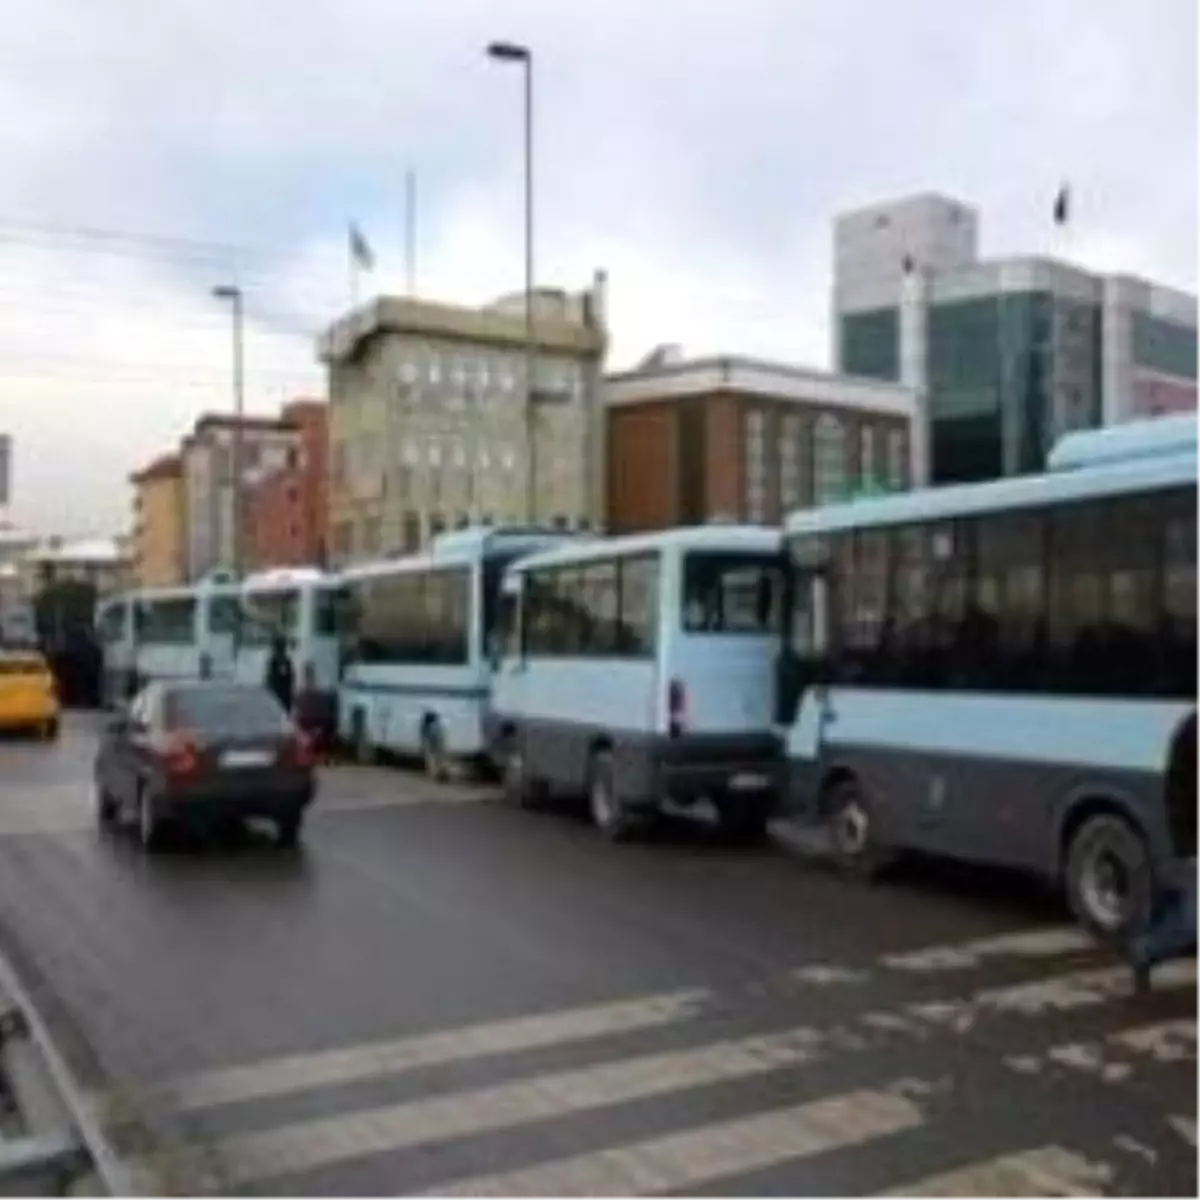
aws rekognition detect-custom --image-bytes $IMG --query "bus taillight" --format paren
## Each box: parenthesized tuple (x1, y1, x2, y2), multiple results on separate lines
(667, 678, 687, 739)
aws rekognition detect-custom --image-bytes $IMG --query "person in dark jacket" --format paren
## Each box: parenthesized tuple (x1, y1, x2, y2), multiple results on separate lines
(265, 635, 295, 714)
(1130, 879, 1197, 994)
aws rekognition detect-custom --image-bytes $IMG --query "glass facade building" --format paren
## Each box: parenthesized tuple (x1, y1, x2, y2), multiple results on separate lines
(840, 287, 1189, 484)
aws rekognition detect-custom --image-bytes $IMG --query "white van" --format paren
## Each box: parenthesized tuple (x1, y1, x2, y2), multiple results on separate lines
(488, 525, 785, 840)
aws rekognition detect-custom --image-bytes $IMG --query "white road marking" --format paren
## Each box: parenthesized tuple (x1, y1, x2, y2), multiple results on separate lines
(792, 963, 870, 986)
(882, 926, 1093, 973)
(1168, 1115, 1196, 1146)
(180, 1023, 830, 1186)
(421, 1082, 927, 1197)
(141, 987, 710, 1113)
(880, 1145, 1114, 1197)
(1005, 1020, 1197, 1085)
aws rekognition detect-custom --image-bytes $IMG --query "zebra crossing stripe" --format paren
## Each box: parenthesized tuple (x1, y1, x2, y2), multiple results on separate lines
(881, 926, 1093, 973)
(1169, 1115, 1196, 1146)
(420, 1082, 927, 1197)
(179, 1023, 831, 1186)
(146, 987, 710, 1113)
(879, 1145, 1114, 1197)
(1006, 1019, 1198, 1084)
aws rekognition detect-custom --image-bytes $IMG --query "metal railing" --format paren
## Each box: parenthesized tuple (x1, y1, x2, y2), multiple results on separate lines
(0, 952, 132, 1196)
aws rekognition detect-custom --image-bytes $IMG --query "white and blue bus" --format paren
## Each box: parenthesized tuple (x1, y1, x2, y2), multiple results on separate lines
(130, 574, 242, 688)
(776, 414, 1196, 941)
(235, 566, 349, 737)
(489, 524, 785, 841)
(95, 593, 137, 707)
(338, 526, 581, 776)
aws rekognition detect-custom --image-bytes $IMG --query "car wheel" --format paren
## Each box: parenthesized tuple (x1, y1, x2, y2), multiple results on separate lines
(95, 784, 119, 826)
(1066, 813, 1154, 943)
(137, 788, 165, 853)
(824, 776, 891, 879)
(276, 813, 303, 850)
(42, 718, 60, 742)
(422, 718, 450, 783)
(352, 713, 375, 766)
(588, 749, 636, 842)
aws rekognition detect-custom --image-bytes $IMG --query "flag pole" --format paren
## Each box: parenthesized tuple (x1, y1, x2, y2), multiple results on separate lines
(405, 168, 417, 297)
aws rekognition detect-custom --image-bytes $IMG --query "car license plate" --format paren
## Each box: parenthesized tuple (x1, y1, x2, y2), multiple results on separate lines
(220, 749, 273, 769)
(729, 772, 769, 792)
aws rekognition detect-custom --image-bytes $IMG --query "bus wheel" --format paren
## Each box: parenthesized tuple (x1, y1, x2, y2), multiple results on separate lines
(824, 776, 890, 879)
(422, 718, 450, 783)
(352, 713, 375, 766)
(589, 749, 635, 842)
(1065, 813, 1153, 943)
(501, 735, 541, 809)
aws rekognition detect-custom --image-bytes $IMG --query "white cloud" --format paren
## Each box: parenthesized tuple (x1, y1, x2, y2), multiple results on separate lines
(0, 0, 1192, 536)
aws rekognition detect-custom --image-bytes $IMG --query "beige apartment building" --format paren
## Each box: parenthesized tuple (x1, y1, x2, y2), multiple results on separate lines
(129, 452, 186, 587)
(319, 275, 608, 563)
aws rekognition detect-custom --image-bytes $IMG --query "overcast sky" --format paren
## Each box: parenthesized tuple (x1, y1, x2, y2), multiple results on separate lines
(0, 0, 1194, 538)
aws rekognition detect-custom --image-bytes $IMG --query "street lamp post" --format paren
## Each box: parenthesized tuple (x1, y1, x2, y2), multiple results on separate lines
(211, 284, 245, 581)
(486, 39, 537, 525)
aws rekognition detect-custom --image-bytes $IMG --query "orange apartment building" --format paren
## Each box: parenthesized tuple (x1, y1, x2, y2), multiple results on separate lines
(245, 399, 329, 570)
(129, 452, 186, 587)
(604, 353, 922, 533)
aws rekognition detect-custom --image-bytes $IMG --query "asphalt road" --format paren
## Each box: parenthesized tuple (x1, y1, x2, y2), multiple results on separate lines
(0, 713, 1194, 1196)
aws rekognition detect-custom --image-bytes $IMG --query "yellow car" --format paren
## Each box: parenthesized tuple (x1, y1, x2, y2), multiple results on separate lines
(0, 651, 60, 740)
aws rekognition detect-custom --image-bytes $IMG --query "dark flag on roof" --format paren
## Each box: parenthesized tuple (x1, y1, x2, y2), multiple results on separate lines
(1053, 184, 1070, 226)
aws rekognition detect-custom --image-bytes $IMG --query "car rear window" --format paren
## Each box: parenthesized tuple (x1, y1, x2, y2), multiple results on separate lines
(165, 686, 290, 737)
(0, 656, 47, 676)
(681, 552, 782, 635)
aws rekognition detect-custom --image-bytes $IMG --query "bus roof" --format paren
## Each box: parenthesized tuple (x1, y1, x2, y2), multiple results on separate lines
(506, 524, 782, 574)
(241, 566, 332, 593)
(1048, 413, 1196, 472)
(784, 448, 1195, 539)
(339, 527, 585, 583)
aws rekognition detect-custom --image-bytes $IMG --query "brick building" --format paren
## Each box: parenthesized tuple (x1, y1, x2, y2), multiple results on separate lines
(604, 353, 920, 534)
(245, 399, 329, 570)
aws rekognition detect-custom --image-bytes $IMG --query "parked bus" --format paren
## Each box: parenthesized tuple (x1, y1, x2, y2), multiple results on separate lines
(776, 414, 1196, 941)
(489, 524, 785, 841)
(235, 566, 348, 740)
(130, 574, 242, 687)
(338, 526, 580, 776)
(95, 593, 136, 706)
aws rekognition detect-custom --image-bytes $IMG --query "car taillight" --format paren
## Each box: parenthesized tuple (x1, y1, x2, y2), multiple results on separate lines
(667, 677, 687, 739)
(283, 732, 316, 769)
(160, 733, 201, 778)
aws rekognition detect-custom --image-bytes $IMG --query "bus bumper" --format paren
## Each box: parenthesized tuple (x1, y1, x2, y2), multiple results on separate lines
(649, 733, 783, 810)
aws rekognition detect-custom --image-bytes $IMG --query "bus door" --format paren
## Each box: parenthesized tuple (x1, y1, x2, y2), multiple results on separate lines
(203, 589, 239, 679)
(490, 572, 526, 716)
(777, 551, 832, 820)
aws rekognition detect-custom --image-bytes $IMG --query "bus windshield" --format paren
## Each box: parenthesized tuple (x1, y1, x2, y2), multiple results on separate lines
(241, 589, 299, 646)
(681, 552, 782, 635)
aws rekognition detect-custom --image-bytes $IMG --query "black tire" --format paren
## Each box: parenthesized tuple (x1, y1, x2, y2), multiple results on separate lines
(1065, 813, 1154, 943)
(422, 718, 450, 783)
(352, 712, 375, 766)
(95, 783, 119, 826)
(501, 732, 544, 810)
(276, 812, 304, 850)
(136, 787, 165, 853)
(42, 718, 60, 742)
(824, 775, 891, 879)
(588, 749, 637, 842)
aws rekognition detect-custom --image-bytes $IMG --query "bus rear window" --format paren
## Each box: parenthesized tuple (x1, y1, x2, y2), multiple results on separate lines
(681, 552, 782, 634)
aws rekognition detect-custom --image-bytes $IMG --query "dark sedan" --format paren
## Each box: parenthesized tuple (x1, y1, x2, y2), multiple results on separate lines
(94, 679, 317, 851)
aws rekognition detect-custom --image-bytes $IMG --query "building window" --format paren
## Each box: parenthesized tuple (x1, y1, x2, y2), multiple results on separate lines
(779, 414, 803, 514)
(886, 429, 907, 490)
(813, 414, 846, 505)
(860, 425, 877, 488)
(402, 511, 421, 552)
(333, 520, 353, 559)
(743, 407, 768, 523)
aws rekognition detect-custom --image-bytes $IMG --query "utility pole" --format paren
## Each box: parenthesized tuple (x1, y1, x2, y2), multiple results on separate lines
(487, 39, 537, 524)
(211, 284, 246, 582)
